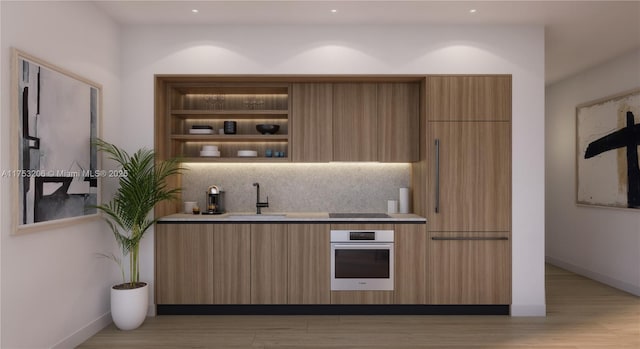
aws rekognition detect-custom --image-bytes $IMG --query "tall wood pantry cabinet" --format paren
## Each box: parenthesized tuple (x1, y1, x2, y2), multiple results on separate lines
(417, 75, 512, 305)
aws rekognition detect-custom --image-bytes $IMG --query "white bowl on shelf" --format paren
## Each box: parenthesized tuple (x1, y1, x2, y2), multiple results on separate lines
(202, 145, 218, 152)
(200, 150, 221, 157)
(237, 150, 258, 157)
(189, 129, 213, 135)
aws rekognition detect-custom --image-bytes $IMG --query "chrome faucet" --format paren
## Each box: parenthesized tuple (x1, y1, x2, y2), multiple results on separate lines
(253, 182, 269, 214)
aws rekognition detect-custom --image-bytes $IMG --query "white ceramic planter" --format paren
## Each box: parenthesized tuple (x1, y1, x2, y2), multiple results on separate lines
(111, 282, 148, 330)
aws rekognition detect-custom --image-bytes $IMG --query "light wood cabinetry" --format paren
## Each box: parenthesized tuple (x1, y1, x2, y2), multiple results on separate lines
(428, 232, 511, 304)
(332, 83, 378, 161)
(251, 224, 288, 304)
(331, 291, 394, 304)
(427, 75, 511, 121)
(155, 223, 251, 305)
(394, 224, 427, 304)
(293, 81, 419, 162)
(291, 83, 333, 162)
(155, 77, 291, 163)
(427, 121, 511, 232)
(155, 224, 214, 304)
(418, 75, 512, 305)
(212, 224, 251, 304)
(378, 83, 420, 162)
(288, 224, 331, 304)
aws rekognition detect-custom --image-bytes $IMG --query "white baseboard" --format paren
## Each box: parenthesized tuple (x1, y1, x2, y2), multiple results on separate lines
(52, 312, 112, 349)
(546, 256, 640, 296)
(510, 304, 546, 317)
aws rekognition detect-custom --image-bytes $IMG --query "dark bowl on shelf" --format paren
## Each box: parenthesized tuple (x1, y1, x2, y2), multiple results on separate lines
(256, 124, 280, 135)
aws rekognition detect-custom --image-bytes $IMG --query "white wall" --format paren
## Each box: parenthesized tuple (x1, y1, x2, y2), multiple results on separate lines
(121, 24, 546, 316)
(1, 2, 121, 348)
(546, 49, 640, 295)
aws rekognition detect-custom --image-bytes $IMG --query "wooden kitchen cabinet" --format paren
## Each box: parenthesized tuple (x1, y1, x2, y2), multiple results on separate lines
(394, 224, 427, 304)
(213, 224, 251, 304)
(295, 81, 419, 162)
(155, 224, 214, 304)
(378, 83, 420, 162)
(291, 83, 333, 162)
(155, 77, 291, 163)
(287, 224, 331, 304)
(417, 74, 512, 305)
(427, 75, 511, 121)
(332, 83, 378, 161)
(427, 121, 511, 232)
(428, 232, 511, 304)
(155, 223, 250, 305)
(251, 224, 288, 304)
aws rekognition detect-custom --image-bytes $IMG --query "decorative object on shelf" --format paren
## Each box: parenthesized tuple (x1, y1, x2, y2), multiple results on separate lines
(223, 121, 237, 134)
(256, 124, 280, 135)
(93, 139, 183, 330)
(243, 96, 265, 109)
(204, 94, 225, 109)
(265, 149, 273, 157)
(12, 48, 102, 235)
(200, 145, 220, 157)
(238, 150, 258, 157)
(577, 87, 640, 209)
(189, 124, 213, 135)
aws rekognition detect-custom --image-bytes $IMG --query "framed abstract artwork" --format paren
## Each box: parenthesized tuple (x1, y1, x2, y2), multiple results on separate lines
(576, 87, 640, 209)
(11, 49, 102, 234)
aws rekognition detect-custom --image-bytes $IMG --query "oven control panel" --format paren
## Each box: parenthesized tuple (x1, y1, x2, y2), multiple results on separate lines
(330, 230, 394, 242)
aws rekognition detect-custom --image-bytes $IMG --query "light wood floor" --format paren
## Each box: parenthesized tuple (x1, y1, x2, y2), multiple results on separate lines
(79, 264, 639, 348)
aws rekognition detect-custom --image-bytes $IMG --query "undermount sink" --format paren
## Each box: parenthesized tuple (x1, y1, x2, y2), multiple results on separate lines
(225, 213, 287, 220)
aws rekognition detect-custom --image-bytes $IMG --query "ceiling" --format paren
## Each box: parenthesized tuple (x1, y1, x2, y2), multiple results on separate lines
(93, 0, 640, 84)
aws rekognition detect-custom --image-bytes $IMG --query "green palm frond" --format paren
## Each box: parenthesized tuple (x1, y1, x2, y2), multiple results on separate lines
(93, 139, 184, 286)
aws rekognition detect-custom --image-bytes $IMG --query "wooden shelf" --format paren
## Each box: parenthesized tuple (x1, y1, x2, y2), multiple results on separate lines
(171, 134, 288, 142)
(172, 110, 289, 119)
(180, 157, 290, 163)
(157, 80, 292, 168)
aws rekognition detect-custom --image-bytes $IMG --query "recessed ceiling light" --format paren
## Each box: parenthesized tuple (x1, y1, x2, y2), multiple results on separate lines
(331, 9, 338, 13)
(192, 9, 199, 13)
(469, 9, 477, 14)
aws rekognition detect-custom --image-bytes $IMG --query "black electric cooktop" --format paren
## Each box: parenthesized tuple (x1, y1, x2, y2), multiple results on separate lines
(329, 213, 391, 219)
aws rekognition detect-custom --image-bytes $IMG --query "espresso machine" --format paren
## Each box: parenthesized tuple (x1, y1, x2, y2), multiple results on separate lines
(204, 185, 225, 214)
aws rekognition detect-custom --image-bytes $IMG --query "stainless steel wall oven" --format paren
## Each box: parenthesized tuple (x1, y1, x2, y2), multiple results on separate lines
(330, 229, 394, 291)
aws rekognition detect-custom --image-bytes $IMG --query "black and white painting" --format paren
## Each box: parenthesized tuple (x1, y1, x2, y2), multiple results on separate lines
(14, 49, 101, 232)
(577, 88, 640, 209)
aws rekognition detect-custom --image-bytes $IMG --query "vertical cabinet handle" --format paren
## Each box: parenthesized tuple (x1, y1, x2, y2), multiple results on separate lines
(435, 139, 440, 214)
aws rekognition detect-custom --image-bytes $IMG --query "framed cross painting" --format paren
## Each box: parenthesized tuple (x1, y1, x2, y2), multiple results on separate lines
(576, 87, 640, 209)
(11, 49, 102, 234)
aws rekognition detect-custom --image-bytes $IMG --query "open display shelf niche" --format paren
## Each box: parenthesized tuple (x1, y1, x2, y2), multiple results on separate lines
(165, 83, 290, 162)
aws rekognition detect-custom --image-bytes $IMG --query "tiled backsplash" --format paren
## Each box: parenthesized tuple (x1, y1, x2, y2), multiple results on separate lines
(181, 163, 411, 213)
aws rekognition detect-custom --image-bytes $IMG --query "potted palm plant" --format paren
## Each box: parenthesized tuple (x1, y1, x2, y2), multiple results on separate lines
(94, 139, 182, 330)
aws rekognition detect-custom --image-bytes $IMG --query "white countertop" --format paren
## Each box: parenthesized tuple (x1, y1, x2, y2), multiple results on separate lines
(158, 212, 426, 223)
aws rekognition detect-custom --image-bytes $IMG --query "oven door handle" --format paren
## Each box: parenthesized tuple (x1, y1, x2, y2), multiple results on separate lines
(332, 244, 394, 249)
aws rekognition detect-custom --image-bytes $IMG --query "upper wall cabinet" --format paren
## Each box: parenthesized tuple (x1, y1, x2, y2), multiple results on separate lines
(293, 81, 420, 162)
(156, 77, 421, 165)
(291, 83, 333, 162)
(378, 83, 420, 162)
(156, 78, 291, 162)
(332, 83, 379, 162)
(427, 75, 511, 121)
